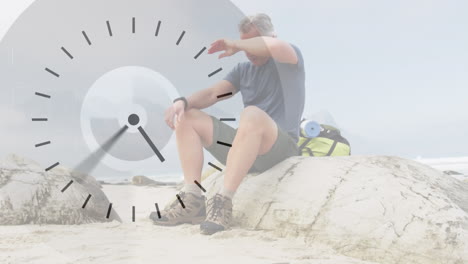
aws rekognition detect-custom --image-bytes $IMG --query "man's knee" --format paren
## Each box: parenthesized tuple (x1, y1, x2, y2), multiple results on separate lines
(236, 106, 278, 155)
(176, 109, 203, 128)
(175, 109, 213, 146)
(238, 106, 269, 135)
(241, 106, 267, 122)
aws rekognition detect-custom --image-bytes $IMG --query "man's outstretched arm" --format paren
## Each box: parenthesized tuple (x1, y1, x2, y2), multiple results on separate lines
(186, 80, 236, 110)
(208, 37, 298, 65)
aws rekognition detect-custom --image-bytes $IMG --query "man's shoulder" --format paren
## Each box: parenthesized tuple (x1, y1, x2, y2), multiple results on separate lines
(289, 43, 303, 57)
(289, 43, 301, 49)
(280, 43, 305, 70)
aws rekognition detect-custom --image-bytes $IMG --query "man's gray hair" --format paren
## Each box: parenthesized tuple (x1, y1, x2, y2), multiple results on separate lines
(238, 13, 275, 37)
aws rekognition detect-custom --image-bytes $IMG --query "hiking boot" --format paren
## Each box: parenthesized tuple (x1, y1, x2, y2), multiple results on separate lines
(150, 191, 206, 226)
(200, 193, 233, 235)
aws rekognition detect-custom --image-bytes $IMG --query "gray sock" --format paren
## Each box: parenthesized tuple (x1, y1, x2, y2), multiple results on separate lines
(182, 183, 202, 197)
(220, 187, 236, 199)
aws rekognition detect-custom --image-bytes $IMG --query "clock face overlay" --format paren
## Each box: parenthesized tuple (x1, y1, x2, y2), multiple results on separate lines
(0, 0, 257, 233)
(0, 0, 245, 181)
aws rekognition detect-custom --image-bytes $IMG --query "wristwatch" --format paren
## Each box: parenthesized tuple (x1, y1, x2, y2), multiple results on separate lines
(173, 97, 188, 110)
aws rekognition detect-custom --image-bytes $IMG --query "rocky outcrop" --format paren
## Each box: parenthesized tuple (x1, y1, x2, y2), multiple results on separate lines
(0, 154, 120, 224)
(203, 156, 468, 264)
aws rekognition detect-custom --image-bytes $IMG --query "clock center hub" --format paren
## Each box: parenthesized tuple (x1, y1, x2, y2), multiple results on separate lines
(128, 114, 140, 126)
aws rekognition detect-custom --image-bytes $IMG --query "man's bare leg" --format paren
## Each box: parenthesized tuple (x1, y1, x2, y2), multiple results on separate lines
(151, 109, 214, 225)
(175, 109, 214, 186)
(200, 106, 278, 234)
(174, 106, 277, 194)
(223, 106, 278, 194)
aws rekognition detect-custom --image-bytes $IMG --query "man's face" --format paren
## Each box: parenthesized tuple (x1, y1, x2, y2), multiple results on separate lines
(240, 27, 270, 66)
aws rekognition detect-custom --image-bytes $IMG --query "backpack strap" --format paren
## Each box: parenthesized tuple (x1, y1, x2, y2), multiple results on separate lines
(298, 138, 312, 151)
(298, 138, 315, 156)
(326, 140, 339, 156)
(306, 147, 314, 157)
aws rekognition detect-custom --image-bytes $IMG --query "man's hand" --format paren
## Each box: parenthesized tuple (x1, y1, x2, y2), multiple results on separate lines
(208, 39, 240, 59)
(164, 100, 185, 130)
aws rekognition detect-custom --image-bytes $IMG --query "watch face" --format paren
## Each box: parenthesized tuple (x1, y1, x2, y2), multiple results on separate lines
(0, 0, 244, 226)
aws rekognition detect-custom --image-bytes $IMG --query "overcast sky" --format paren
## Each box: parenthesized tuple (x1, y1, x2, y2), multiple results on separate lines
(1, 0, 467, 160)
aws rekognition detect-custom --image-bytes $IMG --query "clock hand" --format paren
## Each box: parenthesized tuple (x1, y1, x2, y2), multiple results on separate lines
(137, 126, 165, 162)
(71, 125, 129, 183)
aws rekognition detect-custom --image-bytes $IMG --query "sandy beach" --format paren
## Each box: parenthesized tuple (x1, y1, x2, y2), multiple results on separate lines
(0, 184, 377, 264)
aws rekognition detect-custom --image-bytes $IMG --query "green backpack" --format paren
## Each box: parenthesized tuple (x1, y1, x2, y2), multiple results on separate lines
(297, 124, 351, 157)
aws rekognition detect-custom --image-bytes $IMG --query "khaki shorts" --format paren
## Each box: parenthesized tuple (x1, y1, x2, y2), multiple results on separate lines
(205, 116, 299, 173)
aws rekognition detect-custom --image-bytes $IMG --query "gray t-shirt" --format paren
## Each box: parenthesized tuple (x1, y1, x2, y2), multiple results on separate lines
(224, 44, 306, 142)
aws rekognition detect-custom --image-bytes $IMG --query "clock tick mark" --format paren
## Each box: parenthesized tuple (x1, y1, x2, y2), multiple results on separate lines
(132, 17, 136, 34)
(194, 180, 206, 193)
(82, 194, 92, 209)
(217, 141, 232, 147)
(154, 203, 161, 219)
(106, 21, 113, 37)
(176, 31, 186, 45)
(32, 118, 48, 122)
(155, 20, 162, 36)
(132, 206, 136, 222)
(216, 92, 232, 99)
(106, 203, 113, 218)
(35, 92, 51, 99)
(208, 67, 223, 78)
(61, 180, 74, 193)
(35, 141, 51, 148)
(176, 194, 186, 209)
(194, 47, 206, 59)
(208, 162, 223, 172)
(61, 47, 74, 59)
(45, 68, 60, 78)
(45, 162, 59, 172)
(220, 118, 236, 122)
(82, 31, 92, 45)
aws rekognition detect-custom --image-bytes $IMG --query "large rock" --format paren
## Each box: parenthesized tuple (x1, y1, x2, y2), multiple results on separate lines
(0, 154, 120, 224)
(203, 156, 468, 264)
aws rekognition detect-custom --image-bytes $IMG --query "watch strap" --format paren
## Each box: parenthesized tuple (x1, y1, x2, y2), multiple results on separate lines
(173, 97, 188, 110)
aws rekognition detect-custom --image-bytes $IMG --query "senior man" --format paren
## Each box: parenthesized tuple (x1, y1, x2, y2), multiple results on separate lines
(151, 13, 305, 235)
